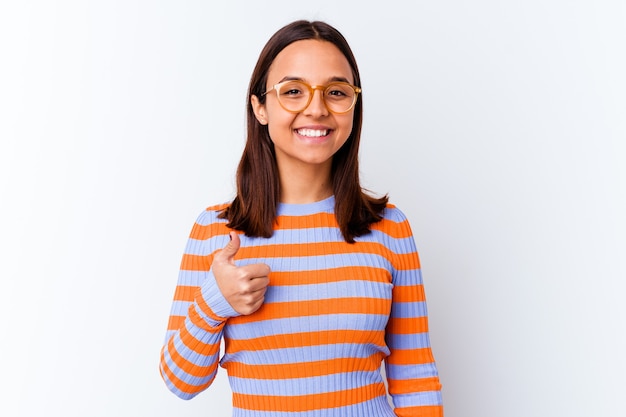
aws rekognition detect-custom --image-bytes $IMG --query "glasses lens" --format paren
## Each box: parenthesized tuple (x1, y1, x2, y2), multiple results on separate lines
(276, 81, 310, 112)
(324, 83, 357, 113)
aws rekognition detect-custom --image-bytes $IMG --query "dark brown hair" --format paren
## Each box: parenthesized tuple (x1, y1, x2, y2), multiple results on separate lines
(219, 20, 388, 243)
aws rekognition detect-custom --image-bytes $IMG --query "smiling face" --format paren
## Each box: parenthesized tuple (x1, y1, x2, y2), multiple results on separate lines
(251, 40, 356, 175)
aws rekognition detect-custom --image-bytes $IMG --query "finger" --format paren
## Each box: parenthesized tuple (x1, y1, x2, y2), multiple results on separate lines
(246, 276, 270, 292)
(240, 262, 271, 279)
(239, 296, 266, 316)
(214, 231, 241, 264)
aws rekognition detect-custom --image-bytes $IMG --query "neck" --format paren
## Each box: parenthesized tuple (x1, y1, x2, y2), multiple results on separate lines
(278, 162, 333, 204)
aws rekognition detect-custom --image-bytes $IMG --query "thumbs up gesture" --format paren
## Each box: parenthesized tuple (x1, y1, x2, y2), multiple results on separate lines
(211, 231, 271, 315)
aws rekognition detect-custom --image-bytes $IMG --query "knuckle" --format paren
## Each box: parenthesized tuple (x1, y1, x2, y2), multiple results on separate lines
(236, 269, 251, 281)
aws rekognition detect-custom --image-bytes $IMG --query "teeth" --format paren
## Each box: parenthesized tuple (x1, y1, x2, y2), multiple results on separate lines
(297, 129, 328, 137)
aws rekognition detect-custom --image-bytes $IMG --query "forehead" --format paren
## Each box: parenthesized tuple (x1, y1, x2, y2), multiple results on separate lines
(267, 39, 354, 84)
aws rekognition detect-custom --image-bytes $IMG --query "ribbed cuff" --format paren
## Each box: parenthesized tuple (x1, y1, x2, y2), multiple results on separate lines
(199, 270, 241, 320)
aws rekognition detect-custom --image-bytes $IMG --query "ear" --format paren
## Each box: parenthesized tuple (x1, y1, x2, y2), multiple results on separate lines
(250, 95, 268, 125)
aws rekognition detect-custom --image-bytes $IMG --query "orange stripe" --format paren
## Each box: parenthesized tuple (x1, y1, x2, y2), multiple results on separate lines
(236, 240, 390, 258)
(233, 383, 387, 412)
(227, 329, 386, 353)
(370, 218, 413, 239)
(393, 285, 426, 302)
(224, 353, 385, 380)
(228, 297, 391, 324)
(180, 254, 213, 271)
(167, 315, 186, 331)
(395, 252, 420, 269)
(387, 377, 442, 394)
(269, 266, 391, 286)
(386, 316, 429, 334)
(395, 405, 443, 417)
(235, 241, 418, 271)
(173, 285, 199, 302)
(386, 348, 434, 365)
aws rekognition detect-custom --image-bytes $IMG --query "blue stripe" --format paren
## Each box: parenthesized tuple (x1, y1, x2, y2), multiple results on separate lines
(225, 314, 390, 339)
(184, 237, 210, 256)
(386, 332, 431, 350)
(392, 269, 423, 285)
(381, 206, 408, 223)
(385, 363, 439, 380)
(163, 329, 176, 343)
(390, 301, 427, 318)
(393, 390, 443, 407)
(169, 300, 192, 317)
(238, 253, 393, 272)
(229, 370, 384, 395)
(264, 281, 392, 303)
(223, 343, 386, 366)
(195, 209, 227, 226)
(373, 235, 415, 254)
(276, 196, 335, 216)
(175, 270, 208, 286)
(232, 395, 396, 417)
(355, 231, 415, 255)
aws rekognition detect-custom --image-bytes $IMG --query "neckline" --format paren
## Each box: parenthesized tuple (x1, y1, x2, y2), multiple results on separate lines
(277, 195, 335, 216)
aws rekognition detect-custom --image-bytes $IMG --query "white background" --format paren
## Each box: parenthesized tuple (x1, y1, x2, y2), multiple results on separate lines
(1, 1, 625, 416)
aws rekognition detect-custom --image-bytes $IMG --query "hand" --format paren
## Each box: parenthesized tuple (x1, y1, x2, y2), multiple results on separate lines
(211, 231, 271, 315)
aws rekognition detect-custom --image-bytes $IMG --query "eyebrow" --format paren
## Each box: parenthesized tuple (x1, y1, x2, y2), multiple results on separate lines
(277, 75, 352, 84)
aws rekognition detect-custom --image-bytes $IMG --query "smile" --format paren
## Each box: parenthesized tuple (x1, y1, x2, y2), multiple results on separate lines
(295, 128, 330, 138)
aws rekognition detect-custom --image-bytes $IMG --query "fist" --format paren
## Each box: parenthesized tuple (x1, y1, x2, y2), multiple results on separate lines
(211, 231, 271, 315)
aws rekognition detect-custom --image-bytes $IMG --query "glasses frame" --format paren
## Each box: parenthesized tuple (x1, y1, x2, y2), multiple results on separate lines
(262, 80, 362, 114)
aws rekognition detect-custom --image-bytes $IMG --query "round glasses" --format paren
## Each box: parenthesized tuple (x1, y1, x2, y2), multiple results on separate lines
(263, 80, 361, 114)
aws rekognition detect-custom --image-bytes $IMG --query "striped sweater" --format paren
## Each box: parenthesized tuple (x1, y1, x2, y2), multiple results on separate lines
(160, 196, 443, 416)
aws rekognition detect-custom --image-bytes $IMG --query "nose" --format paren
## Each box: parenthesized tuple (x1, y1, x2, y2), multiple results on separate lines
(303, 86, 329, 117)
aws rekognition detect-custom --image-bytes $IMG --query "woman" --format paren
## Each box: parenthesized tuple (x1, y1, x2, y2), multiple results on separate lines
(160, 20, 443, 417)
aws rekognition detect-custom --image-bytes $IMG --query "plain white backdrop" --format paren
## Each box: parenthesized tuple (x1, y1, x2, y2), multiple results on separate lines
(1, 1, 625, 416)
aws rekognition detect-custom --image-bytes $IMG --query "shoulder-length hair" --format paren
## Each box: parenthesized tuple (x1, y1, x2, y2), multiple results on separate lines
(219, 20, 388, 243)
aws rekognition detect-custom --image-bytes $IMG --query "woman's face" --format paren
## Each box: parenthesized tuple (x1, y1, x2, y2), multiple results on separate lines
(251, 40, 356, 173)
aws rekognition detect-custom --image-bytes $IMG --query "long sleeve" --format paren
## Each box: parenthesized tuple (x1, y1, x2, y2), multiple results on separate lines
(383, 209, 443, 417)
(159, 208, 238, 399)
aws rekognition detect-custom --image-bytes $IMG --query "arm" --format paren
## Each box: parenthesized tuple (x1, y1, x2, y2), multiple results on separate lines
(384, 210, 444, 417)
(159, 210, 271, 399)
(159, 210, 240, 400)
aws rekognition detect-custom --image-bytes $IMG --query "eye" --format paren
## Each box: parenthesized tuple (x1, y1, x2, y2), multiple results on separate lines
(279, 81, 307, 97)
(326, 84, 352, 99)
(327, 89, 347, 97)
(284, 88, 302, 95)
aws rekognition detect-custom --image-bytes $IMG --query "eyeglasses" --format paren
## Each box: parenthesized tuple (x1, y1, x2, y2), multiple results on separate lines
(262, 80, 361, 114)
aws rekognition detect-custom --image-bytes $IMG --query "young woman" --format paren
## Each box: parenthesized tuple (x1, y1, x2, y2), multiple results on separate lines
(160, 20, 443, 417)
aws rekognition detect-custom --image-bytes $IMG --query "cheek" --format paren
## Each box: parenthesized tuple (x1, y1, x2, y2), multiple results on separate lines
(337, 114, 355, 139)
(267, 114, 298, 142)
(266, 104, 296, 128)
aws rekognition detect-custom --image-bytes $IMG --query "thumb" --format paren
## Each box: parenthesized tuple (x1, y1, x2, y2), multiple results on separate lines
(216, 231, 240, 264)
